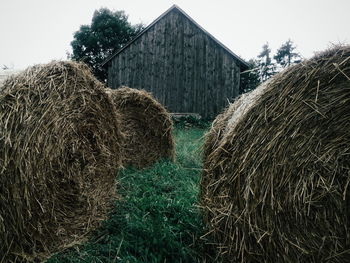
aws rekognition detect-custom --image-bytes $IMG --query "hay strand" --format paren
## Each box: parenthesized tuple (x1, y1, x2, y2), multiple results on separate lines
(0, 61, 123, 262)
(107, 87, 175, 168)
(201, 45, 350, 262)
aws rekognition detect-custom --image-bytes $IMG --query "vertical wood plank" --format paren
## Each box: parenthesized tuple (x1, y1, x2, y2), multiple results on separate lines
(106, 8, 244, 118)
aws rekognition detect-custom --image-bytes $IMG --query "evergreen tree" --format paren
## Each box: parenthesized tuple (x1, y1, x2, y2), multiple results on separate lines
(257, 43, 276, 81)
(240, 59, 261, 94)
(274, 39, 301, 69)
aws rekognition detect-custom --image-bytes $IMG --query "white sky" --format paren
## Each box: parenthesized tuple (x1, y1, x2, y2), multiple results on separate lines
(0, 0, 349, 69)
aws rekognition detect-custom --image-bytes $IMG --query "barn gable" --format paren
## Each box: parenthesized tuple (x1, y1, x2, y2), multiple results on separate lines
(104, 5, 248, 119)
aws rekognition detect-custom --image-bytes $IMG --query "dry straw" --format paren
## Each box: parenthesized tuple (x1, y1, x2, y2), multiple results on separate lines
(106, 87, 174, 168)
(0, 61, 123, 262)
(201, 46, 350, 262)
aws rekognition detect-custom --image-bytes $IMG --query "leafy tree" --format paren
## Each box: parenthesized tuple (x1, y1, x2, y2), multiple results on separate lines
(274, 39, 301, 69)
(240, 59, 261, 94)
(257, 43, 276, 81)
(70, 8, 144, 81)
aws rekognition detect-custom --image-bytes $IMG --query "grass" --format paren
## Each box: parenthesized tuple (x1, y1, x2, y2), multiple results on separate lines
(47, 127, 207, 263)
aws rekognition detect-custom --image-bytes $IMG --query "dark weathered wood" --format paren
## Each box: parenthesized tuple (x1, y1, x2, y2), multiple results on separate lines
(106, 6, 246, 119)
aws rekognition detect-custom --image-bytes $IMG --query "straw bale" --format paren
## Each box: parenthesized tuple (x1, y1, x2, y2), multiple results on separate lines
(106, 87, 174, 168)
(201, 46, 350, 262)
(0, 61, 123, 262)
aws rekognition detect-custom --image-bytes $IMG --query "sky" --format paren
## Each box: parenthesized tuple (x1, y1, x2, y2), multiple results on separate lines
(0, 0, 349, 70)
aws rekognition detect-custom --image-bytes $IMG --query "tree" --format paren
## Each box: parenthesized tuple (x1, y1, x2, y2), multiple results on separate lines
(70, 8, 144, 81)
(274, 39, 301, 69)
(240, 59, 261, 94)
(257, 43, 276, 81)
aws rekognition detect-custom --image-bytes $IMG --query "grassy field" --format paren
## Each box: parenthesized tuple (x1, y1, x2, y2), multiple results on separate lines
(47, 127, 207, 263)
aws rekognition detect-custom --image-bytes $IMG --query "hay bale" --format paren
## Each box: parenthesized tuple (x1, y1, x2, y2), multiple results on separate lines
(201, 46, 350, 262)
(106, 87, 174, 168)
(0, 61, 123, 262)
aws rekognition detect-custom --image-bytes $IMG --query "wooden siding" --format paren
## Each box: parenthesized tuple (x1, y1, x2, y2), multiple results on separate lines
(107, 8, 241, 119)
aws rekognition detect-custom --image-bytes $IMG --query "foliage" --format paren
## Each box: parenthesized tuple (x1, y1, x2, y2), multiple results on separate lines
(274, 39, 301, 69)
(257, 42, 276, 81)
(244, 40, 302, 94)
(172, 115, 211, 129)
(174, 127, 205, 169)
(47, 128, 207, 263)
(70, 8, 144, 81)
(240, 59, 261, 94)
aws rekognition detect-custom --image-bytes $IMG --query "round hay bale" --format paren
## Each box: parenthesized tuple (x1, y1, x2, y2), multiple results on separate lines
(201, 46, 350, 262)
(106, 87, 175, 168)
(0, 61, 123, 262)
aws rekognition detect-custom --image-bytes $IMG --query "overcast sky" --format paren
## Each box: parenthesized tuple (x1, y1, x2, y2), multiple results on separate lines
(1, 0, 349, 69)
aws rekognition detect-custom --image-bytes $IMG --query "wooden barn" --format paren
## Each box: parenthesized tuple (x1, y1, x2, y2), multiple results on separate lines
(103, 5, 248, 119)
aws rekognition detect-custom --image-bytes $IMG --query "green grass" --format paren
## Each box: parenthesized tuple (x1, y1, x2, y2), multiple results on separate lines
(47, 127, 207, 263)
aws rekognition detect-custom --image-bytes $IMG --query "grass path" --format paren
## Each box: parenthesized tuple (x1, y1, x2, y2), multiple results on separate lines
(47, 127, 206, 263)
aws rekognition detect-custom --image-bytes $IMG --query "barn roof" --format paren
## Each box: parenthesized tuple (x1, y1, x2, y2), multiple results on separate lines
(102, 5, 249, 69)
